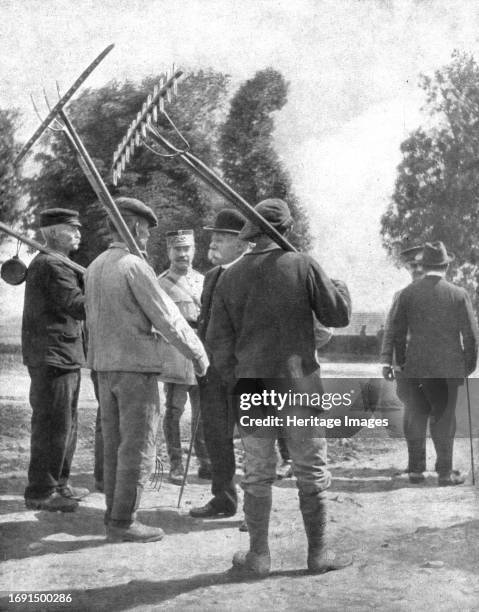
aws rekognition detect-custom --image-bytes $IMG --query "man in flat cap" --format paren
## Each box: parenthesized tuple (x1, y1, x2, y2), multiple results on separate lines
(207, 199, 352, 576)
(158, 229, 211, 484)
(85, 197, 209, 543)
(190, 208, 249, 519)
(390, 241, 478, 486)
(23, 208, 89, 512)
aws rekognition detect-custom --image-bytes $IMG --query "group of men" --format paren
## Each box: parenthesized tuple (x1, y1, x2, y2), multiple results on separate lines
(19, 192, 477, 577)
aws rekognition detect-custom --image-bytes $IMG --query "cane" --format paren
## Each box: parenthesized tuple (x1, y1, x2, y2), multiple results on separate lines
(177, 407, 202, 508)
(465, 377, 476, 486)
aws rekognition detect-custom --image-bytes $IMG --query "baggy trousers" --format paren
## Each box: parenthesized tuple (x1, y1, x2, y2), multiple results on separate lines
(98, 371, 160, 525)
(199, 367, 237, 511)
(25, 366, 80, 499)
(235, 378, 331, 501)
(402, 378, 459, 476)
(163, 382, 210, 467)
(90, 370, 104, 485)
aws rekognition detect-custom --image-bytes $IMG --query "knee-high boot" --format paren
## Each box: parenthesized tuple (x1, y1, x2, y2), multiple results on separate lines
(232, 491, 271, 577)
(299, 491, 352, 573)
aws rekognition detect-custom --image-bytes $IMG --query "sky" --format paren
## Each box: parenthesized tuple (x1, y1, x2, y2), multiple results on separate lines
(2, 0, 479, 316)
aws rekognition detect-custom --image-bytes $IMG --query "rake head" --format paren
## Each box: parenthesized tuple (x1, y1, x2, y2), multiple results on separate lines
(112, 65, 183, 185)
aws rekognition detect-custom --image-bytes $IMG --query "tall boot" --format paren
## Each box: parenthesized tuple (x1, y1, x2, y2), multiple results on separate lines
(232, 491, 271, 577)
(299, 491, 352, 573)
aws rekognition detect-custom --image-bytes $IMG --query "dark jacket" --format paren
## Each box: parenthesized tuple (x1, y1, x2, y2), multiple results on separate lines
(22, 253, 86, 369)
(391, 275, 478, 378)
(197, 266, 223, 345)
(206, 247, 351, 381)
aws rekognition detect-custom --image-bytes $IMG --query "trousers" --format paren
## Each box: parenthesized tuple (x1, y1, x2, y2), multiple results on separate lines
(163, 382, 210, 466)
(25, 366, 80, 499)
(402, 378, 459, 476)
(199, 367, 238, 511)
(235, 378, 331, 499)
(98, 371, 160, 525)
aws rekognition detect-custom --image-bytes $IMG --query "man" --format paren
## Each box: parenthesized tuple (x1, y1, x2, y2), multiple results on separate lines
(158, 229, 211, 484)
(390, 241, 478, 486)
(22, 208, 89, 512)
(85, 197, 208, 543)
(207, 198, 352, 576)
(189, 209, 249, 519)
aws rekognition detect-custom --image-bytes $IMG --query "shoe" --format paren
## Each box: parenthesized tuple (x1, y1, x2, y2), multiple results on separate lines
(232, 550, 271, 577)
(438, 470, 466, 487)
(106, 520, 165, 543)
(189, 500, 236, 518)
(25, 492, 78, 512)
(168, 463, 184, 486)
(57, 485, 90, 500)
(198, 465, 213, 480)
(408, 472, 425, 484)
(276, 460, 293, 479)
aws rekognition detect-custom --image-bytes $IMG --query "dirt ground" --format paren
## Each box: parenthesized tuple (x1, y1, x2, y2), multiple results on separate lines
(0, 352, 478, 612)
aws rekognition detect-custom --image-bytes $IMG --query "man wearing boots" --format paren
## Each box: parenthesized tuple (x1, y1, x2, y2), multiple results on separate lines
(22, 208, 90, 512)
(85, 197, 208, 543)
(189, 209, 248, 519)
(207, 198, 352, 576)
(390, 241, 478, 486)
(159, 230, 211, 484)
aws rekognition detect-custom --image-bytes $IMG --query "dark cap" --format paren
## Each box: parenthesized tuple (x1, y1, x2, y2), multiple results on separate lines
(115, 197, 158, 228)
(204, 209, 246, 234)
(422, 241, 455, 267)
(239, 198, 293, 241)
(40, 208, 81, 228)
(166, 229, 195, 246)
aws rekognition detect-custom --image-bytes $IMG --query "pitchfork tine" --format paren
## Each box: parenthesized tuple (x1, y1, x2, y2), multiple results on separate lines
(31, 93, 63, 132)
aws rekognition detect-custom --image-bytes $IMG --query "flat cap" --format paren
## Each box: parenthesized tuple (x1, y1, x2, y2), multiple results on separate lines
(239, 198, 293, 241)
(115, 197, 158, 228)
(39, 208, 81, 228)
(204, 209, 246, 234)
(166, 229, 195, 246)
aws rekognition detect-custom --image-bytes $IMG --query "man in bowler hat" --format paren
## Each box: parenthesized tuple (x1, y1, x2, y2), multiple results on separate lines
(391, 241, 478, 485)
(189, 208, 249, 519)
(23, 208, 89, 511)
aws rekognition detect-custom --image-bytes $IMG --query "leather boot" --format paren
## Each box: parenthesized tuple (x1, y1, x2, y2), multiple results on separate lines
(299, 492, 352, 573)
(232, 491, 271, 577)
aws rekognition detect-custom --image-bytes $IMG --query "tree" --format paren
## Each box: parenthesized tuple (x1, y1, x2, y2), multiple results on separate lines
(0, 108, 24, 243)
(220, 68, 312, 251)
(381, 51, 479, 307)
(26, 70, 230, 271)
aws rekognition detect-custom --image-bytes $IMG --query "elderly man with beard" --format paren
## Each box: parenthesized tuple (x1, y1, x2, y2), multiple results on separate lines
(85, 197, 209, 542)
(207, 199, 352, 576)
(23, 208, 89, 512)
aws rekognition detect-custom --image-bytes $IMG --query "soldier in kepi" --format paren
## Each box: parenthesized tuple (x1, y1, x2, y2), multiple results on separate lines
(159, 230, 212, 484)
(22, 208, 89, 512)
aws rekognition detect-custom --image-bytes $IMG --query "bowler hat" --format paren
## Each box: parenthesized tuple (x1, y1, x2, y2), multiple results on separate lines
(204, 209, 246, 234)
(40, 208, 81, 228)
(422, 241, 455, 267)
(239, 199, 293, 241)
(115, 197, 158, 228)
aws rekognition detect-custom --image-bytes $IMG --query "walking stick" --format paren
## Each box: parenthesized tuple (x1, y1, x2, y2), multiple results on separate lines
(465, 376, 476, 485)
(177, 406, 202, 508)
